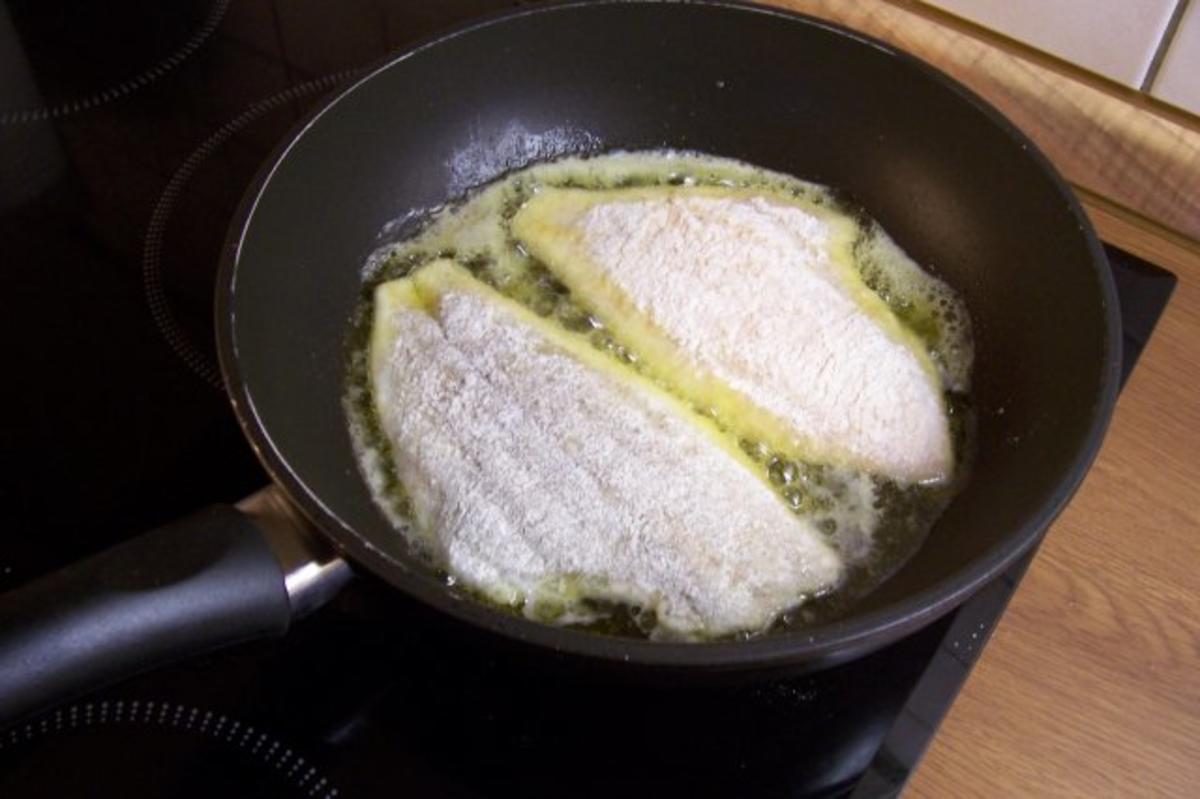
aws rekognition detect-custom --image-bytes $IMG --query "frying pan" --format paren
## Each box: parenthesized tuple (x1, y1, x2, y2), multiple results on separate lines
(0, 0, 1120, 725)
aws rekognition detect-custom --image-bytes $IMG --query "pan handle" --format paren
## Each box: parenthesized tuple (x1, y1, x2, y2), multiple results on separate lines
(0, 488, 350, 727)
(236, 486, 353, 619)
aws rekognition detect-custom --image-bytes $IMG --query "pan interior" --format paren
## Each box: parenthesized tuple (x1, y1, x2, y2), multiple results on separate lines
(222, 2, 1116, 665)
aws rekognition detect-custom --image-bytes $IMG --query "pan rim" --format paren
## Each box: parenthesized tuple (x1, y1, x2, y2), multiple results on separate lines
(216, 0, 1122, 671)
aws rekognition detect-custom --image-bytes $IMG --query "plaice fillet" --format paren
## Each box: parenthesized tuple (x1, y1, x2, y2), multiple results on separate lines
(511, 186, 953, 482)
(369, 259, 842, 636)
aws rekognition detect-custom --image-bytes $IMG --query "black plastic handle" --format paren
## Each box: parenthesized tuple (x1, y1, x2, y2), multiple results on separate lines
(0, 505, 292, 727)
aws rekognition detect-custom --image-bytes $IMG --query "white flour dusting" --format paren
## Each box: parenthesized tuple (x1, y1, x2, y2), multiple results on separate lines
(371, 263, 842, 637)
(515, 188, 953, 482)
(351, 151, 975, 637)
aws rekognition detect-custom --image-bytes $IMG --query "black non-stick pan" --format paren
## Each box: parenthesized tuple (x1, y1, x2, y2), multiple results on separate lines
(0, 0, 1120, 726)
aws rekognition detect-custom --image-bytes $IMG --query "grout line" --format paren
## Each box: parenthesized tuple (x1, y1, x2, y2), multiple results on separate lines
(871, 0, 1200, 132)
(1141, 0, 1192, 91)
(883, 0, 1141, 90)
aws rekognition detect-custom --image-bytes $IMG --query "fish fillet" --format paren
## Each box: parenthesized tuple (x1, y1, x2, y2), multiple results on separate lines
(512, 186, 953, 482)
(370, 260, 842, 636)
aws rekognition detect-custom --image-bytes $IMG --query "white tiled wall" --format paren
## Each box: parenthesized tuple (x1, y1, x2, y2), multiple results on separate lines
(1151, 1, 1200, 113)
(922, 0, 1179, 88)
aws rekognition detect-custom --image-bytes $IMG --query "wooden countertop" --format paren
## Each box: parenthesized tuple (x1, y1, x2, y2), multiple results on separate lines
(908, 200, 1200, 798)
(755, 1, 1200, 795)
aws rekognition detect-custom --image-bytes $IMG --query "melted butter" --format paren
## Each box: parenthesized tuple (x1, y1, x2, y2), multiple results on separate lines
(348, 150, 975, 638)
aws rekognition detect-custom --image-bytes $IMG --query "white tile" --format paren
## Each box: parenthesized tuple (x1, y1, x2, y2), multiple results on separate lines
(923, 0, 1178, 87)
(1152, 1, 1200, 114)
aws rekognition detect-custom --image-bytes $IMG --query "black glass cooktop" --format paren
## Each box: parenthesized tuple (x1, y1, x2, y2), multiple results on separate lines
(0, 2, 1177, 797)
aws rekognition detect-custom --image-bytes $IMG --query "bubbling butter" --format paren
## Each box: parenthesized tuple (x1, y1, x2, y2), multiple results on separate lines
(346, 150, 974, 638)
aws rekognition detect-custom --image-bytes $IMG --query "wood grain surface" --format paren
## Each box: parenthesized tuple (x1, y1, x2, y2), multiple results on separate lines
(767, 0, 1200, 244)
(754, 2, 1200, 795)
(904, 200, 1200, 798)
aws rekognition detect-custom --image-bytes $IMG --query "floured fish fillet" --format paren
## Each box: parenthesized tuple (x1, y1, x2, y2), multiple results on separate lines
(370, 259, 842, 636)
(512, 186, 953, 482)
